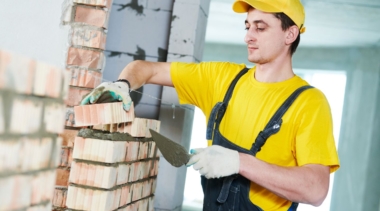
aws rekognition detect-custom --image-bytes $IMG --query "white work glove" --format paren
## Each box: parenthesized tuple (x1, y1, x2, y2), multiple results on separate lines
(80, 80, 132, 111)
(187, 145, 240, 179)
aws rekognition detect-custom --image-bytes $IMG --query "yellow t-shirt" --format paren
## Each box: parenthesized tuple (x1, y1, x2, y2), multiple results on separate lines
(170, 61, 340, 211)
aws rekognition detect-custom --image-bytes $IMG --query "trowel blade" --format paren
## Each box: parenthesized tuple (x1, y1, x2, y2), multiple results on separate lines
(149, 129, 191, 167)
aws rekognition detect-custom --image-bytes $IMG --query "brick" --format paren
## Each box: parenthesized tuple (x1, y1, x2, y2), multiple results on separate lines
(44, 170, 58, 201)
(0, 140, 22, 172)
(91, 189, 101, 210)
(78, 162, 89, 185)
(56, 168, 70, 187)
(83, 189, 93, 210)
(112, 188, 121, 210)
(33, 62, 53, 97)
(74, 5, 109, 28)
(74, 102, 135, 126)
(44, 102, 66, 134)
(36, 137, 53, 169)
(68, 67, 103, 89)
(83, 137, 93, 160)
(72, 136, 85, 159)
(0, 52, 36, 94)
(67, 47, 104, 70)
(70, 27, 107, 50)
(100, 165, 117, 189)
(53, 188, 67, 207)
(31, 172, 44, 204)
(125, 141, 139, 162)
(86, 163, 96, 186)
(10, 98, 43, 134)
(45, 65, 64, 98)
(65, 86, 92, 107)
(69, 161, 80, 184)
(116, 164, 130, 185)
(59, 129, 78, 147)
(66, 185, 77, 209)
(0, 176, 14, 209)
(94, 165, 104, 188)
(74, 0, 113, 8)
(20, 138, 39, 172)
(119, 184, 132, 207)
(125, 118, 147, 137)
(75, 186, 86, 210)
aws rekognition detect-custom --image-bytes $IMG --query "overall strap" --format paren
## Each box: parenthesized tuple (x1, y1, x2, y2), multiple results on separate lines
(250, 85, 314, 156)
(206, 67, 249, 140)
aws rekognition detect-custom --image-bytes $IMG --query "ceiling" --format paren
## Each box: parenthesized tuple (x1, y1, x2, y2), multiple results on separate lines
(205, 0, 380, 47)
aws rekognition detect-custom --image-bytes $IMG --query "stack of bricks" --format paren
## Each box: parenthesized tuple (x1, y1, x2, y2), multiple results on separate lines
(54, 0, 113, 209)
(0, 50, 69, 210)
(55, 102, 160, 210)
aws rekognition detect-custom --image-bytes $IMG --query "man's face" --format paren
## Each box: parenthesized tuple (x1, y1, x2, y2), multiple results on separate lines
(244, 8, 288, 64)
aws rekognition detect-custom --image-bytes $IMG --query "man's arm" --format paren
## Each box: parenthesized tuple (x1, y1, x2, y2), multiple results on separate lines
(239, 153, 330, 206)
(118, 60, 173, 89)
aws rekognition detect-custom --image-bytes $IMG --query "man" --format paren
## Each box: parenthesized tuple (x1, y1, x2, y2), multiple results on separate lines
(81, 0, 340, 210)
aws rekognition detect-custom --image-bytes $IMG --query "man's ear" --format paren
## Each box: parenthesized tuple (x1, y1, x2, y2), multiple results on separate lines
(285, 25, 299, 45)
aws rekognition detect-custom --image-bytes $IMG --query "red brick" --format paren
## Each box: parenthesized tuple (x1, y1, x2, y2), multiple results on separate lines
(53, 188, 67, 207)
(56, 168, 70, 186)
(65, 86, 92, 107)
(70, 27, 107, 50)
(73, 0, 113, 8)
(66, 47, 104, 70)
(68, 67, 102, 88)
(74, 5, 109, 28)
(59, 129, 78, 147)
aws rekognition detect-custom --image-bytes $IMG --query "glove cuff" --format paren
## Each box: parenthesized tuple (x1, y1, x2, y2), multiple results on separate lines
(115, 79, 131, 92)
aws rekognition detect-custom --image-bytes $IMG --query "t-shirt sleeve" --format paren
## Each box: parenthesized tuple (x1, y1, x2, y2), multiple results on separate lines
(295, 90, 340, 173)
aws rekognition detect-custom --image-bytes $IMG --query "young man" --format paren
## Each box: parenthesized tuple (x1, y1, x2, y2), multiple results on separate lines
(82, 0, 340, 210)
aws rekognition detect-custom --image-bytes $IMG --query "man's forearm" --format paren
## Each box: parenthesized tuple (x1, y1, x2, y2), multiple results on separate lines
(239, 153, 330, 206)
(118, 60, 173, 90)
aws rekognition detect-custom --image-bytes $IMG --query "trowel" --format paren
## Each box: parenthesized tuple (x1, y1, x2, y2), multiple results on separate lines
(149, 129, 192, 167)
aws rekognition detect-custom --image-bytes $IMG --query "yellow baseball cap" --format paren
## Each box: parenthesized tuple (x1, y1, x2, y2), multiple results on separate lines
(232, 0, 306, 33)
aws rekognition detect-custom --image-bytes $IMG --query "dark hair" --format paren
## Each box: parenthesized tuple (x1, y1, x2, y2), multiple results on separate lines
(273, 13, 300, 55)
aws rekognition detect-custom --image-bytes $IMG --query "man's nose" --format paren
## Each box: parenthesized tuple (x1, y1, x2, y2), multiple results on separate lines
(244, 28, 256, 44)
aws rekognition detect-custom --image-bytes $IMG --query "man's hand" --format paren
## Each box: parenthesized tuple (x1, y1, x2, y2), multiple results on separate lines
(80, 81, 132, 111)
(187, 145, 240, 179)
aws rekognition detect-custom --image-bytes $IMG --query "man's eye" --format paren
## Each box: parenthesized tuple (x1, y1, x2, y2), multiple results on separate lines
(245, 26, 249, 30)
(257, 28, 265, 31)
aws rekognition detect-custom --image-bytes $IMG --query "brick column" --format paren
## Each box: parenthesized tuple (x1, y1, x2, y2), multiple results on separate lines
(54, 0, 113, 209)
(0, 50, 69, 210)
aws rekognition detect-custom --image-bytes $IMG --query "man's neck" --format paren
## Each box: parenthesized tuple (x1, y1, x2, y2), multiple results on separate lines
(254, 55, 294, 83)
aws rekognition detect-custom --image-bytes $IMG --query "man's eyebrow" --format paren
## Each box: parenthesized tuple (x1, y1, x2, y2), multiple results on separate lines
(245, 20, 268, 25)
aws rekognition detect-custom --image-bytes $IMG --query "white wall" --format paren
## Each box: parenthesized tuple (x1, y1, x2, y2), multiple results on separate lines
(0, 1, 68, 67)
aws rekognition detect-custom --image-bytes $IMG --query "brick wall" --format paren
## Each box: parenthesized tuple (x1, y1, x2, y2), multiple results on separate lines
(0, 50, 69, 210)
